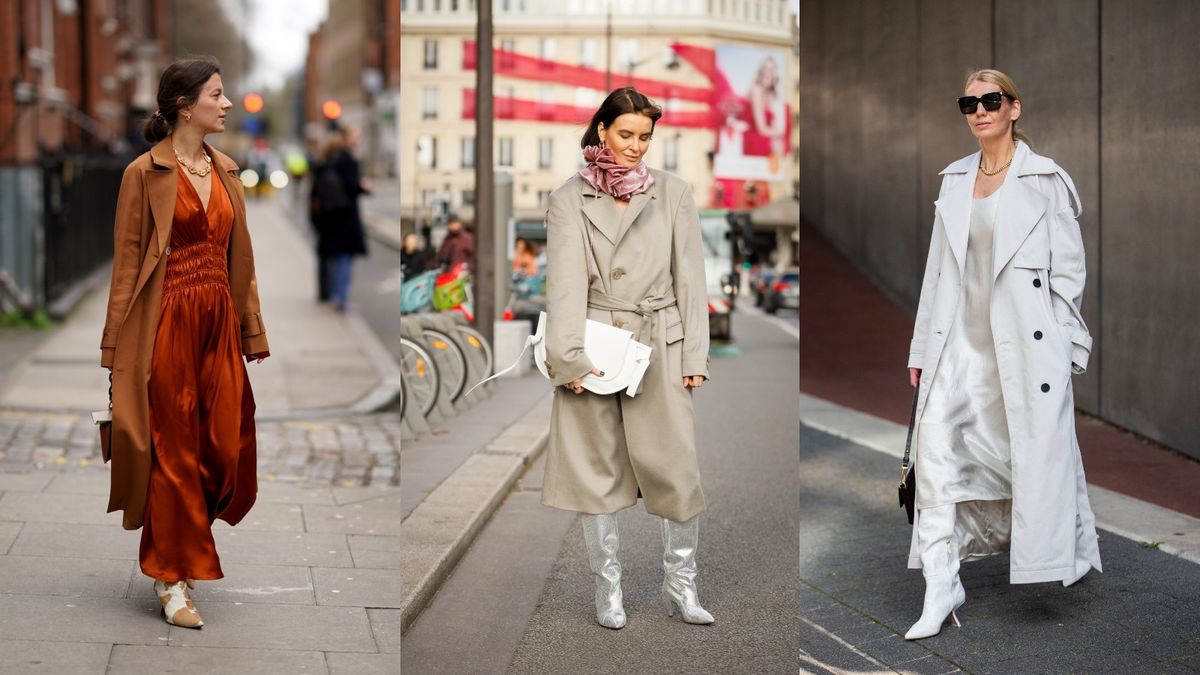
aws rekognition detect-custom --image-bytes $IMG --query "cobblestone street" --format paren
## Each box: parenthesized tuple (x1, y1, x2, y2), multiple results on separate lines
(0, 411, 403, 487)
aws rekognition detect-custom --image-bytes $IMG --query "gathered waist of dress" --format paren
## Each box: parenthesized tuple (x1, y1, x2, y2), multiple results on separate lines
(163, 241, 229, 295)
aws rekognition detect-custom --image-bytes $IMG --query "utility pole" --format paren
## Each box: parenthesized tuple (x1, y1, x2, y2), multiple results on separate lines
(474, 0, 495, 344)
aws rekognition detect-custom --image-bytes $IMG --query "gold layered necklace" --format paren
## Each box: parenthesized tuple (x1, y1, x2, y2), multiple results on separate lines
(175, 147, 213, 177)
(979, 144, 1015, 176)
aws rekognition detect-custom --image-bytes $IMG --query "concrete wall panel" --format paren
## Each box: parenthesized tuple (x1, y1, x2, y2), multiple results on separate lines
(1099, 1, 1200, 456)
(798, 0, 823, 223)
(818, 0, 865, 256)
(994, 0, 1101, 409)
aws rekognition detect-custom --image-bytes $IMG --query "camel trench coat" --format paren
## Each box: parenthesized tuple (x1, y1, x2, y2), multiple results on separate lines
(906, 141, 1101, 584)
(541, 170, 710, 522)
(100, 139, 269, 530)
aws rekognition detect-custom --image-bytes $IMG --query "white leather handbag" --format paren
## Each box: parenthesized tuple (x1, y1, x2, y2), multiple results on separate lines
(464, 311, 653, 398)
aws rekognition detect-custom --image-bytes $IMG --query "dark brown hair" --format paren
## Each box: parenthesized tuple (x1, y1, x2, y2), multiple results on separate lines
(580, 87, 663, 148)
(143, 56, 222, 143)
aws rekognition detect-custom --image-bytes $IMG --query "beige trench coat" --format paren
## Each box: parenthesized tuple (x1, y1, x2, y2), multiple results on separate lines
(541, 170, 710, 522)
(100, 139, 269, 530)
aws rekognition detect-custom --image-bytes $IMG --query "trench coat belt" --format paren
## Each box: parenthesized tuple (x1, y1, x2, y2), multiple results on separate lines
(586, 287, 677, 347)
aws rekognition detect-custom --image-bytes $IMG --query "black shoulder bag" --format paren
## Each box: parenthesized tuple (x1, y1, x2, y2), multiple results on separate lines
(898, 383, 919, 524)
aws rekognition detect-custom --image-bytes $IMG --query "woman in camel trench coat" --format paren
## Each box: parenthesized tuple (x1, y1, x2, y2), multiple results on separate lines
(542, 86, 715, 631)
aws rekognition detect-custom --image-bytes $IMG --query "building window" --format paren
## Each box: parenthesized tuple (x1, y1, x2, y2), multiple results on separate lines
(498, 86, 515, 118)
(580, 38, 597, 68)
(538, 137, 553, 170)
(422, 87, 438, 120)
(462, 189, 475, 207)
(498, 138, 513, 167)
(620, 39, 638, 71)
(500, 0, 510, 10)
(539, 38, 556, 69)
(500, 38, 516, 69)
(461, 137, 475, 169)
(421, 188, 437, 207)
(664, 135, 679, 171)
(537, 86, 555, 120)
(423, 39, 438, 69)
(418, 135, 437, 169)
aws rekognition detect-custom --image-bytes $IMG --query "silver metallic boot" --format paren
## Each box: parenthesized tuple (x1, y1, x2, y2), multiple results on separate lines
(581, 514, 626, 629)
(660, 515, 715, 624)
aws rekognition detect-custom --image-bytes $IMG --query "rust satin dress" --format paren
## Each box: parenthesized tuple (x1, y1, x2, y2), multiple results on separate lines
(139, 166, 258, 581)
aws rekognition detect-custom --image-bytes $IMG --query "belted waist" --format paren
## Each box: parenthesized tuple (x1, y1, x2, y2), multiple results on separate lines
(586, 288, 677, 345)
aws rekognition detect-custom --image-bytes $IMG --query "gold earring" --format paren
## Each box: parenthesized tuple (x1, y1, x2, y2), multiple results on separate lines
(183, 112, 191, 122)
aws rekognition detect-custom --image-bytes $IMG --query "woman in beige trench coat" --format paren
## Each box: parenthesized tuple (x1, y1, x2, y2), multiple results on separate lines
(542, 87, 714, 629)
(101, 57, 268, 629)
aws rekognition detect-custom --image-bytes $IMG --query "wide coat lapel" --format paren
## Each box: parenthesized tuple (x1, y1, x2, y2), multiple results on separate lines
(992, 144, 1048, 279)
(612, 182, 655, 249)
(581, 184, 621, 246)
(932, 152, 978, 279)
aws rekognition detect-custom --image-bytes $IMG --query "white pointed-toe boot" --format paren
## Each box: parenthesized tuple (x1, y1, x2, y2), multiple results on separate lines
(581, 514, 626, 629)
(906, 505, 965, 640)
(661, 515, 715, 625)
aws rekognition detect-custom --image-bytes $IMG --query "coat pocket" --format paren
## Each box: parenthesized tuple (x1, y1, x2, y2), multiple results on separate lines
(662, 305, 684, 344)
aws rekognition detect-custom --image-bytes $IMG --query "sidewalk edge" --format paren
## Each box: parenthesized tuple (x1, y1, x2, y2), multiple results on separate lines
(799, 391, 1200, 565)
(399, 393, 553, 633)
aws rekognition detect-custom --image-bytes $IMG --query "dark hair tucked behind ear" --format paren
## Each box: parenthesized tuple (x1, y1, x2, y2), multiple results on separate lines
(580, 87, 663, 149)
(143, 57, 221, 143)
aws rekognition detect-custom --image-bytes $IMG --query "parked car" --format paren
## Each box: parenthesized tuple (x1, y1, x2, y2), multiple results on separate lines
(763, 268, 799, 314)
(751, 267, 780, 307)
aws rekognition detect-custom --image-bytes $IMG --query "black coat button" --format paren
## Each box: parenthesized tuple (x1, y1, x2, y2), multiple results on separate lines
(1040, 383, 1050, 393)
(1034, 331, 1043, 340)
(1033, 278, 1042, 288)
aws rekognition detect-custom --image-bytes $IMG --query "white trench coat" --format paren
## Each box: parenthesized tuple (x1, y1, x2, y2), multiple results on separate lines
(906, 141, 1102, 585)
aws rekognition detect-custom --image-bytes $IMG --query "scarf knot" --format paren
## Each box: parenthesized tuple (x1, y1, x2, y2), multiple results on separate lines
(578, 145, 655, 201)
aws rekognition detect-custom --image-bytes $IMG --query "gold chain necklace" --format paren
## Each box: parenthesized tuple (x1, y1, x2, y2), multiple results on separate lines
(175, 148, 213, 177)
(978, 146, 1015, 176)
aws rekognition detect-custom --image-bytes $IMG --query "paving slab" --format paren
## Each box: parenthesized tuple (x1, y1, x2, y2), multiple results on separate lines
(367, 608, 400, 653)
(0, 492, 118, 526)
(211, 502, 305, 533)
(107, 645, 328, 675)
(312, 567, 402, 608)
(0, 473, 55, 493)
(253, 483, 339, 506)
(0, 556, 134, 598)
(42, 472, 109, 496)
(347, 534, 400, 569)
(210, 530, 354, 568)
(165, 603, 374, 652)
(303, 490, 402, 536)
(0, 638, 112, 675)
(326, 651, 402, 675)
(0, 522, 19, 554)
(8, 522, 140, 560)
(0, 596, 168, 644)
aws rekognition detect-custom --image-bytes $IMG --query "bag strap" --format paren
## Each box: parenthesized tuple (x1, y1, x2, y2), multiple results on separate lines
(461, 333, 540, 398)
(901, 382, 919, 473)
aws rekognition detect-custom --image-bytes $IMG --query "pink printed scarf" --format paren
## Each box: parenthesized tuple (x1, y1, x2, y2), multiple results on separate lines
(578, 145, 655, 201)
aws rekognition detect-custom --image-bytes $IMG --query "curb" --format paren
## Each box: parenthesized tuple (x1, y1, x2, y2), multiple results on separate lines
(798, 391, 1200, 564)
(399, 392, 554, 633)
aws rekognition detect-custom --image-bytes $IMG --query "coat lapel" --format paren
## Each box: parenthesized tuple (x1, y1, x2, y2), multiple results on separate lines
(932, 153, 978, 279)
(146, 139, 178, 257)
(580, 185, 621, 245)
(612, 184, 655, 249)
(992, 169, 1048, 279)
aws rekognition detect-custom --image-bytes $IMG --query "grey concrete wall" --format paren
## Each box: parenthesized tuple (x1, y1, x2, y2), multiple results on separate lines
(799, 0, 1200, 458)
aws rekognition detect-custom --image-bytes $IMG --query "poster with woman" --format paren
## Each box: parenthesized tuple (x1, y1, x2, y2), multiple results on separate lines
(711, 44, 792, 184)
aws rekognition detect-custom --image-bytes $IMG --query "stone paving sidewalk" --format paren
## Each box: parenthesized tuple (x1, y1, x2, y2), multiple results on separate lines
(0, 411, 403, 488)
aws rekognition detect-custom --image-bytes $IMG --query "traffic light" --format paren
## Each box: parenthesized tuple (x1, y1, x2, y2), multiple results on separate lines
(243, 92, 264, 114)
(322, 99, 343, 120)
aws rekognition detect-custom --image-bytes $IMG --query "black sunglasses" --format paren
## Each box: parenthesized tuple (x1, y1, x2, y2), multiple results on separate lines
(957, 92, 1014, 115)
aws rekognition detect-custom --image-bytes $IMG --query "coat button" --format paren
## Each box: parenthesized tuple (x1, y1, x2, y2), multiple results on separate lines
(164, 246, 172, 256)
(611, 268, 625, 280)
(1034, 330, 1043, 340)
(1040, 383, 1050, 393)
(544, 361, 555, 378)
(1033, 278, 1042, 288)
(613, 319, 625, 328)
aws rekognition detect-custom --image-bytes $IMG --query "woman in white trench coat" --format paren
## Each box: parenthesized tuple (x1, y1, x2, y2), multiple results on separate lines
(905, 69, 1102, 640)
(542, 87, 714, 630)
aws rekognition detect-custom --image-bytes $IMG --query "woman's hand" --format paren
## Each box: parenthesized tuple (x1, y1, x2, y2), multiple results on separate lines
(565, 367, 604, 394)
(247, 352, 270, 364)
(908, 367, 921, 388)
(682, 375, 705, 390)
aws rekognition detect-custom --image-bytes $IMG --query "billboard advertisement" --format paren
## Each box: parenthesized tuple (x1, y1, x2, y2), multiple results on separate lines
(710, 44, 792, 184)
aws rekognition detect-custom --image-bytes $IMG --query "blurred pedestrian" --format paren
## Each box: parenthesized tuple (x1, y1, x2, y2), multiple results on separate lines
(904, 69, 1100, 640)
(401, 232, 430, 280)
(512, 236, 539, 276)
(436, 213, 474, 271)
(100, 56, 270, 630)
(312, 126, 370, 312)
(543, 86, 713, 630)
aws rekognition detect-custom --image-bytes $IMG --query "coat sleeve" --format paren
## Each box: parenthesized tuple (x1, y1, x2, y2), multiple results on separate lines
(228, 177, 270, 357)
(671, 183, 711, 379)
(544, 188, 596, 386)
(908, 178, 951, 370)
(100, 165, 145, 368)
(1046, 171, 1092, 374)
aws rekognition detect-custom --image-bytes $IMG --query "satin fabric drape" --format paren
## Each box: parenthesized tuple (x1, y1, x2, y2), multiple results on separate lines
(139, 166, 257, 581)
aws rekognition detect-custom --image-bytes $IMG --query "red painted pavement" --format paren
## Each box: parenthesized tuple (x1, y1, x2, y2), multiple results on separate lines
(799, 223, 1200, 519)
